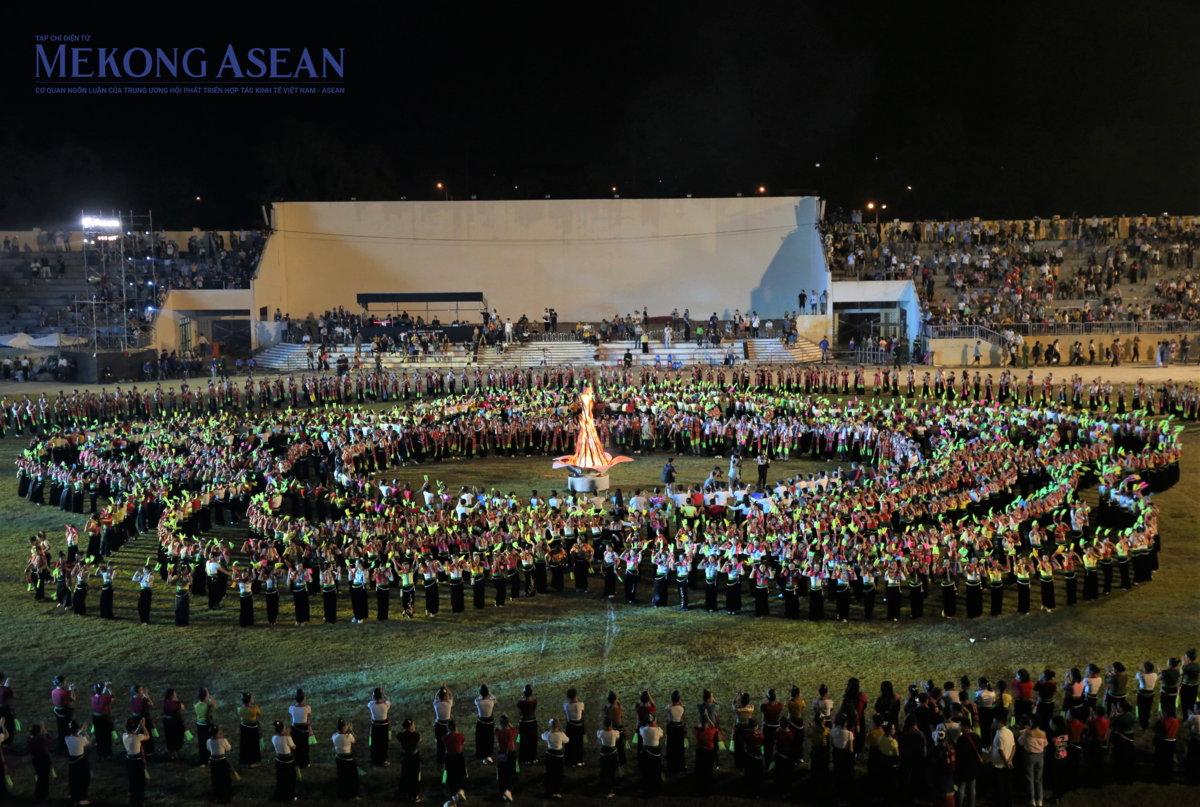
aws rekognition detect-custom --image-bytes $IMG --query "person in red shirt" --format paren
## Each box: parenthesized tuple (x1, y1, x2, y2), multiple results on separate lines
(494, 714, 518, 801)
(442, 719, 467, 795)
(773, 720, 796, 792)
(1064, 707, 1086, 793)
(1012, 669, 1035, 724)
(760, 689, 784, 761)
(130, 685, 156, 757)
(692, 714, 721, 792)
(162, 688, 186, 760)
(1153, 712, 1179, 785)
(51, 676, 75, 755)
(1083, 707, 1109, 785)
(92, 682, 115, 760)
(634, 690, 656, 754)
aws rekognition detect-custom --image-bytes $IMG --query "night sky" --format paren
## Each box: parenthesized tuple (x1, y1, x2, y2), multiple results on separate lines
(7, 3, 1199, 230)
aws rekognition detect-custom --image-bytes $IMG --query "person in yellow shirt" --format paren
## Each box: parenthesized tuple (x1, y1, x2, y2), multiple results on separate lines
(809, 710, 830, 788)
(876, 722, 900, 795)
(236, 693, 262, 768)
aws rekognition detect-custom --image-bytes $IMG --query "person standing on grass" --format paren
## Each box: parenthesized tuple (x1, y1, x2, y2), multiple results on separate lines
(396, 718, 422, 802)
(332, 718, 359, 801)
(236, 693, 261, 768)
(271, 721, 297, 802)
(123, 717, 150, 807)
(542, 717, 569, 798)
(442, 718, 468, 796)
(369, 686, 391, 766)
(28, 720, 53, 802)
(433, 684, 454, 766)
(517, 685, 539, 767)
(495, 713, 518, 802)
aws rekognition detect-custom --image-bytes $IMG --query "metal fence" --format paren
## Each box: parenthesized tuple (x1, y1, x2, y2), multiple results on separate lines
(927, 319, 1200, 341)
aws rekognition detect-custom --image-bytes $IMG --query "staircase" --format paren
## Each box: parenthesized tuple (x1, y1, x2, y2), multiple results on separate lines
(474, 340, 596, 368)
(594, 339, 739, 366)
(744, 337, 824, 364)
(254, 343, 476, 373)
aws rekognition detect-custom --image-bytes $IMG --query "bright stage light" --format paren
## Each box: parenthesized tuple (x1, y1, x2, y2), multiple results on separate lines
(82, 217, 120, 229)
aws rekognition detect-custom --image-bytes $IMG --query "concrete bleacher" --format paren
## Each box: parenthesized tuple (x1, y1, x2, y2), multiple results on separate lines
(253, 343, 476, 373)
(595, 339, 738, 366)
(254, 335, 832, 372)
(0, 252, 94, 335)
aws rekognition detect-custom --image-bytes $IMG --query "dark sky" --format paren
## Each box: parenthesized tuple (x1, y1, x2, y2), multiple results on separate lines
(7, 2, 1200, 230)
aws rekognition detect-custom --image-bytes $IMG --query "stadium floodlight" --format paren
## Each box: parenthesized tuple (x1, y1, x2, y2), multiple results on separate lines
(82, 216, 121, 229)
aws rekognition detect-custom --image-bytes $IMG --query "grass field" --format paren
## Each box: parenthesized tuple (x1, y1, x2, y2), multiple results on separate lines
(0, 409, 1199, 806)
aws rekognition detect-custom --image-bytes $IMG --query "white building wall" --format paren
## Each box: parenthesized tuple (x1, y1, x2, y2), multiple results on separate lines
(252, 197, 827, 323)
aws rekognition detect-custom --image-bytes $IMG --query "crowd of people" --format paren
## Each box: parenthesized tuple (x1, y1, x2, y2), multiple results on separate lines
(0, 659, 1198, 806)
(8, 362, 1182, 636)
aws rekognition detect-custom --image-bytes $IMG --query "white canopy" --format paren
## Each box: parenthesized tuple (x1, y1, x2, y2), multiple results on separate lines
(29, 333, 88, 347)
(0, 333, 36, 348)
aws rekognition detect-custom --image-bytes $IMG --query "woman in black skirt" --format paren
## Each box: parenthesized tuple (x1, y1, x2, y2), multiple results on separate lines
(397, 718, 421, 803)
(236, 692, 263, 768)
(321, 566, 339, 624)
(449, 559, 466, 614)
(495, 714, 519, 800)
(563, 688, 584, 767)
(422, 560, 441, 617)
(195, 688, 217, 766)
(98, 562, 116, 619)
(71, 563, 89, 617)
(263, 566, 281, 626)
(549, 544, 566, 593)
(367, 686, 391, 766)
(124, 717, 150, 807)
(290, 566, 311, 627)
(753, 563, 771, 618)
(66, 719, 91, 807)
(491, 556, 507, 608)
(349, 560, 370, 624)
(1038, 555, 1057, 613)
(542, 717, 568, 798)
(517, 684, 539, 765)
(624, 548, 642, 604)
(237, 567, 256, 627)
(724, 559, 742, 615)
(534, 543, 549, 594)
(129, 684, 156, 758)
(703, 557, 719, 612)
(471, 555, 487, 609)
(161, 688, 186, 760)
(808, 569, 825, 620)
(132, 565, 154, 625)
(333, 718, 360, 801)
(170, 564, 191, 626)
(272, 721, 298, 802)
(375, 563, 393, 620)
(444, 719, 468, 794)
(571, 541, 592, 593)
(91, 682, 115, 761)
(207, 723, 234, 803)
(651, 551, 670, 607)
(665, 690, 687, 773)
(475, 684, 496, 763)
(288, 689, 313, 769)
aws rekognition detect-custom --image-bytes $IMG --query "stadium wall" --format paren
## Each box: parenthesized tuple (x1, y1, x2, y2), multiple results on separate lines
(252, 197, 827, 323)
